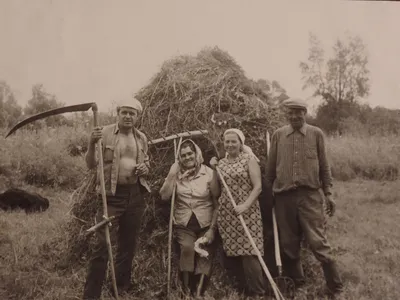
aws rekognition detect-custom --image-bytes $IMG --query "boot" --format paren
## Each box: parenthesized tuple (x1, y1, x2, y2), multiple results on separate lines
(322, 261, 344, 295)
(181, 271, 191, 295)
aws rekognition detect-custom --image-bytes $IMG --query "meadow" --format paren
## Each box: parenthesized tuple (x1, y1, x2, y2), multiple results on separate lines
(1, 126, 399, 300)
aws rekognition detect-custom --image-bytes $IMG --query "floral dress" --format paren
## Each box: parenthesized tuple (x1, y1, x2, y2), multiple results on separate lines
(217, 152, 264, 256)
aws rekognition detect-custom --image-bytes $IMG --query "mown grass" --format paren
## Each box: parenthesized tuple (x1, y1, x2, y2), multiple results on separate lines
(1, 127, 400, 299)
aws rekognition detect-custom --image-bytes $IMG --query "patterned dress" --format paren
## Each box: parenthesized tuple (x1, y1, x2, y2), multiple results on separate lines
(217, 152, 264, 256)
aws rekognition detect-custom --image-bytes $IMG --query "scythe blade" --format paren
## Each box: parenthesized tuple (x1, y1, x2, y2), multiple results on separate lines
(5, 102, 96, 138)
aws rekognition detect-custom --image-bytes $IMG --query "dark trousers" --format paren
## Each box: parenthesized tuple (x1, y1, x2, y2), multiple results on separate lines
(274, 188, 343, 292)
(83, 184, 145, 300)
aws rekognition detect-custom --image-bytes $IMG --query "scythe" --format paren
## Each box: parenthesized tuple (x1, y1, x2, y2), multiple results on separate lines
(5, 102, 120, 299)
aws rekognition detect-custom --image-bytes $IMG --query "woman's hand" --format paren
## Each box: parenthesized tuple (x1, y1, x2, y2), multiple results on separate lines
(209, 156, 219, 170)
(203, 228, 215, 244)
(234, 202, 250, 215)
(167, 161, 180, 178)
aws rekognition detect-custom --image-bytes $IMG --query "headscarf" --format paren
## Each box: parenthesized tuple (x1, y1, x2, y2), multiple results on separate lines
(223, 128, 260, 163)
(177, 139, 204, 180)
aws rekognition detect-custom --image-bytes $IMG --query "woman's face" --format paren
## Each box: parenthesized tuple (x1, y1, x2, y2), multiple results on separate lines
(224, 132, 242, 156)
(180, 145, 196, 169)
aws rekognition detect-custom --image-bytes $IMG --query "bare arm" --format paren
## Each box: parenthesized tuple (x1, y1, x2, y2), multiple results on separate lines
(244, 157, 262, 208)
(159, 162, 179, 201)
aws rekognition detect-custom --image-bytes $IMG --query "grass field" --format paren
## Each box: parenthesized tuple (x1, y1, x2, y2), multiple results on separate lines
(1, 128, 400, 300)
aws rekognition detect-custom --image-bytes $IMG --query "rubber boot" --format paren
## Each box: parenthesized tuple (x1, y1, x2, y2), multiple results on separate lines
(322, 261, 344, 296)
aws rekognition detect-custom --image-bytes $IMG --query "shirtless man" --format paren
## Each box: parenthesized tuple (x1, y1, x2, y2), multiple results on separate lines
(82, 99, 151, 300)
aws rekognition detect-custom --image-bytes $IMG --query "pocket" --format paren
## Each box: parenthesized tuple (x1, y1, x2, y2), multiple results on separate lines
(305, 146, 317, 159)
(104, 145, 114, 162)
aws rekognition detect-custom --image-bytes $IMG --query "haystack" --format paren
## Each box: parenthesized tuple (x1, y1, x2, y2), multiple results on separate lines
(137, 46, 288, 172)
(57, 47, 289, 296)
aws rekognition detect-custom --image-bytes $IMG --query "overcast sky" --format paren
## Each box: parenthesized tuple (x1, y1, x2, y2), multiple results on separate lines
(0, 0, 399, 112)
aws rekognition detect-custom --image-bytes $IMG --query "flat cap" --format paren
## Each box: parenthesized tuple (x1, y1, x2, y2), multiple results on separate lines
(282, 98, 308, 110)
(116, 98, 143, 113)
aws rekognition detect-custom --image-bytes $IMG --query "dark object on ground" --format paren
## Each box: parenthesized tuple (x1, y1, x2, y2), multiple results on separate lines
(0, 188, 50, 213)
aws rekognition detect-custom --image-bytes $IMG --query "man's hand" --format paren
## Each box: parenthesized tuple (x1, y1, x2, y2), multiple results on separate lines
(135, 163, 149, 176)
(203, 229, 215, 244)
(209, 157, 219, 170)
(90, 127, 102, 145)
(234, 202, 250, 216)
(325, 194, 336, 217)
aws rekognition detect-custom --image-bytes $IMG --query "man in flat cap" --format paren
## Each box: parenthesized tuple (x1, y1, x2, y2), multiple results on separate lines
(83, 98, 151, 299)
(265, 98, 343, 297)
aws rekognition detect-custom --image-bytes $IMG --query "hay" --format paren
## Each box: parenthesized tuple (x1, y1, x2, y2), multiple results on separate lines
(57, 171, 98, 267)
(136, 46, 287, 172)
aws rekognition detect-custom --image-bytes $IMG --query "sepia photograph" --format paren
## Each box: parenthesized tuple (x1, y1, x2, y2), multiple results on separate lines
(0, 1, 399, 299)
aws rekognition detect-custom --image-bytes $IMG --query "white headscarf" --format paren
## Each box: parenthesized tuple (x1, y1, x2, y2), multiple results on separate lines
(223, 128, 260, 163)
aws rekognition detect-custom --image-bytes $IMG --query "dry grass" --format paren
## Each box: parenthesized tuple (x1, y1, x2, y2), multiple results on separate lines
(1, 119, 400, 300)
(1, 125, 400, 299)
(328, 135, 400, 181)
(1, 178, 399, 300)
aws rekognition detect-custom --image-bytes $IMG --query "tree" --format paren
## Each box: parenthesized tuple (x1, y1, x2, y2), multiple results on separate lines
(0, 81, 23, 128)
(300, 32, 370, 134)
(24, 84, 72, 128)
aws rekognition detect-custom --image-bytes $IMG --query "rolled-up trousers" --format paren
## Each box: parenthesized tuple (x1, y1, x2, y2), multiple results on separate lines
(83, 183, 145, 300)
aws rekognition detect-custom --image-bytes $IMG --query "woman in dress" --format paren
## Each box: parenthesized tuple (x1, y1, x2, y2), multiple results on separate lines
(210, 128, 267, 298)
(160, 139, 220, 297)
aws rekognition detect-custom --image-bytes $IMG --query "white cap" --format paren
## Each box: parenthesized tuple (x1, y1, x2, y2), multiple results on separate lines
(116, 98, 143, 113)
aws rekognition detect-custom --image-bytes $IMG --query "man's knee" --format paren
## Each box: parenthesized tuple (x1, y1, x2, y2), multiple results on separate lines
(307, 236, 334, 263)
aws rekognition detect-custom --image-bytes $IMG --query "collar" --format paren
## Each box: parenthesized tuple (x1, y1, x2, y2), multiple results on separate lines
(113, 123, 138, 135)
(286, 123, 307, 136)
(178, 164, 206, 180)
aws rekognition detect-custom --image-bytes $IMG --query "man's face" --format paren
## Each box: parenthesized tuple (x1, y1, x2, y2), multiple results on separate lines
(285, 107, 306, 129)
(117, 107, 139, 129)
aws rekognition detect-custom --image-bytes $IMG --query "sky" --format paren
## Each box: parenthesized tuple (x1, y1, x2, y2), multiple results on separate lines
(0, 0, 399, 112)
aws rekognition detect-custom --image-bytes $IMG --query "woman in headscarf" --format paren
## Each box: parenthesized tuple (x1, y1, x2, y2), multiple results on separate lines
(160, 139, 220, 297)
(210, 128, 267, 299)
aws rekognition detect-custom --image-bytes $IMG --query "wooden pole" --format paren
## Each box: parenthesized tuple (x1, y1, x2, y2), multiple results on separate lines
(148, 130, 208, 145)
(167, 137, 183, 299)
(92, 104, 119, 299)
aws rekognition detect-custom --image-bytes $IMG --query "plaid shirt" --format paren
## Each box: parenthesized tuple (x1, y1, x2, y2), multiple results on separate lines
(265, 123, 333, 195)
(86, 123, 151, 196)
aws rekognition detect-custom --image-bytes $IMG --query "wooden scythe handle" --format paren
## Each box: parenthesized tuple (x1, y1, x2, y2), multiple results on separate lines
(91, 103, 119, 299)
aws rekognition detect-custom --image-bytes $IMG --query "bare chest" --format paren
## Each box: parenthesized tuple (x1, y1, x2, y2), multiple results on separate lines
(117, 133, 138, 158)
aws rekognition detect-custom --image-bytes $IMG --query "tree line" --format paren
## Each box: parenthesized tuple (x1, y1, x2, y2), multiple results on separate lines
(1, 32, 398, 136)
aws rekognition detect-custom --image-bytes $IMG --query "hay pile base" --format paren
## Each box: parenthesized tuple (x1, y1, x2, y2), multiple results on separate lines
(57, 171, 98, 267)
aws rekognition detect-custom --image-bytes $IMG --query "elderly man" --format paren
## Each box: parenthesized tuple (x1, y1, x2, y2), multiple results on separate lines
(82, 98, 151, 300)
(265, 98, 343, 297)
